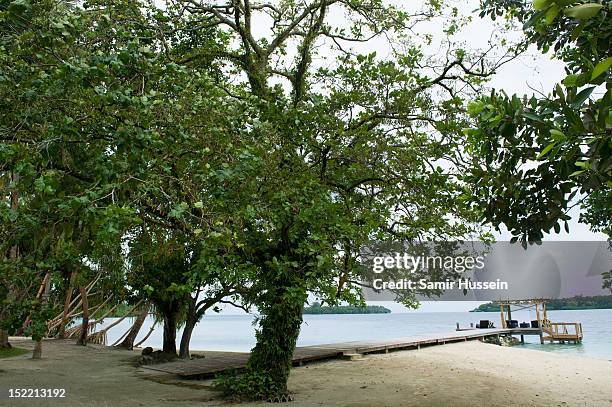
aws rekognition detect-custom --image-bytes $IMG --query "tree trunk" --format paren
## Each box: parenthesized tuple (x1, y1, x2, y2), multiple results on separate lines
(57, 271, 77, 339)
(179, 316, 197, 359)
(32, 339, 42, 359)
(1, 172, 19, 349)
(9, 173, 19, 261)
(162, 307, 178, 355)
(32, 275, 50, 359)
(134, 323, 156, 348)
(0, 330, 10, 348)
(76, 286, 89, 346)
(245, 283, 306, 401)
(117, 302, 150, 350)
(178, 295, 198, 359)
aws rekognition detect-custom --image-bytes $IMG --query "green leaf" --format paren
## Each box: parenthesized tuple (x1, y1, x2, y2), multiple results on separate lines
(569, 169, 586, 177)
(591, 57, 612, 80)
(571, 86, 595, 108)
(570, 20, 587, 40)
(555, 84, 565, 103)
(537, 142, 556, 159)
(575, 160, 589, 169)
(562, 74, 579, 87)
(549, 129, 565, 140)
(522, 111, 543, 122)
(523, 10, 545, 29)
(169, 202, 189, 218)
(193, 201, 204, 209)
(545, 4, 560, 25)
(564, 3, 604, 19)
(533, 0, 553, 11)
(467, 100, 485, 116)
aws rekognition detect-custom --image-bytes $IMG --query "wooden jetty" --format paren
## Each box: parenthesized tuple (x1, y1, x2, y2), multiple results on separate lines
(142, 328, 537, 379)
(496, 299, 583, 344)
(141, 299, 583, 379)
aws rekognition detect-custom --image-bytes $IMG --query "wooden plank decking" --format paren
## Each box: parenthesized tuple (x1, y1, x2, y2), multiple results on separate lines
(142, 328, 539, 379)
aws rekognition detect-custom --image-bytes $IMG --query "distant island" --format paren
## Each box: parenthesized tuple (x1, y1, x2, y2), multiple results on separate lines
(304, 302, 391, 314)
(471, 295, 612, 312)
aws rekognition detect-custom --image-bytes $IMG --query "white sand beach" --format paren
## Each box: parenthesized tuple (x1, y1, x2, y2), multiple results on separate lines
(1, 339, 611, 406)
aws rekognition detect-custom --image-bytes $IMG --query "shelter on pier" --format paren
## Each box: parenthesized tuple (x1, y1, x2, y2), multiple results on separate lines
(495, 299, 583, 344)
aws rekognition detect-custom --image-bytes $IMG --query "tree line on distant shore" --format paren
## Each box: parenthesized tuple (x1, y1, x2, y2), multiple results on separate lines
(304, 302, 391, 314)
(1, 0, 609, 402)
(472, 295, 612, 312)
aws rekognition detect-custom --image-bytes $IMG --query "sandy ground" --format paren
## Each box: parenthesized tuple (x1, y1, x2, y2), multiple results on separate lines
(1, 338, 611, 407)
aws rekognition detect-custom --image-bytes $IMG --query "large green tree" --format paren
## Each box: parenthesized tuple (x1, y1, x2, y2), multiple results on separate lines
(165, 0, 508, 400)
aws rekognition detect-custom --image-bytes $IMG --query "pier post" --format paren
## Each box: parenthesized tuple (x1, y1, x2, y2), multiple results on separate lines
(520, 335, 524, 343)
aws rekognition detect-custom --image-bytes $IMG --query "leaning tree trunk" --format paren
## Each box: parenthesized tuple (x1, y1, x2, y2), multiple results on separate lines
(245, 282, 306, 401)
(134, 322, 156, 348)
(162, 306, 178, 355)
(76, 286, 89, 346)
(117, 301, 150, 350)
(57, 271, 77, 339)
(178, 295, 199, 359)
(179, 314, 197, 359)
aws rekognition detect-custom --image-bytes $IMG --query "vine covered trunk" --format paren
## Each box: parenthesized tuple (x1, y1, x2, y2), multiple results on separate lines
(244, 280, 306, 401)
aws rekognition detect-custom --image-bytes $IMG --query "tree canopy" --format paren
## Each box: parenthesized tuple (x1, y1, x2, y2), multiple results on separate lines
(465, 0, 611, 245)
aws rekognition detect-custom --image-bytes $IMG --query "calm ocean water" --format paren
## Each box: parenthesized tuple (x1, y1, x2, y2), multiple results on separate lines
(101, 309, 612, 360)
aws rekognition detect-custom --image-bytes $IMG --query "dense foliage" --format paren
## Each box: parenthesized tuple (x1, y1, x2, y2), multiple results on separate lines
(465, 0, 611, 245)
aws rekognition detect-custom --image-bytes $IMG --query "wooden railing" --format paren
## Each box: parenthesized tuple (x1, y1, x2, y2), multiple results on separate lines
(543, 322, 582, 338)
